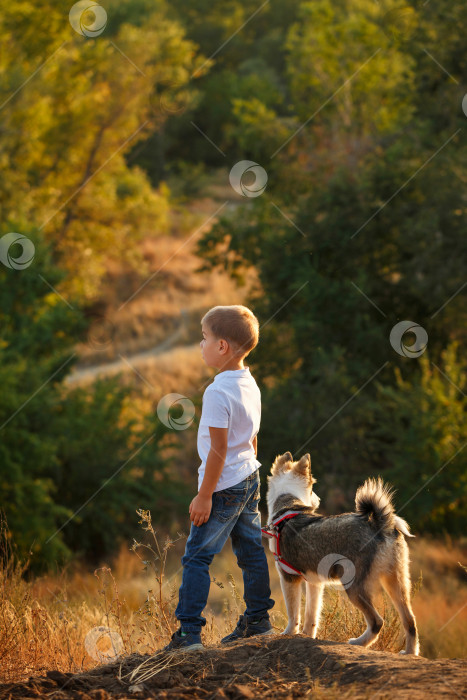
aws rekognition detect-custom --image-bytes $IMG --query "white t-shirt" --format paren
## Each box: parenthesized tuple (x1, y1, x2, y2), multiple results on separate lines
(197, 367, 261, 492)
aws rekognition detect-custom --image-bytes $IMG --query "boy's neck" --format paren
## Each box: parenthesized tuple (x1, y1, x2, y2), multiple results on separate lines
(216, 357, 246, 373)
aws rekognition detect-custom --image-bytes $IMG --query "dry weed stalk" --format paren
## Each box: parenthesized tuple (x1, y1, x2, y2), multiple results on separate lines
(118, 651, 187, 685)
(130, 508, 184, 646)
(93, 566, 129, 657)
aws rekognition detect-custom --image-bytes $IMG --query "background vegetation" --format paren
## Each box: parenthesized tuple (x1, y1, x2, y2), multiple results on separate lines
(0, 0, 465, 663)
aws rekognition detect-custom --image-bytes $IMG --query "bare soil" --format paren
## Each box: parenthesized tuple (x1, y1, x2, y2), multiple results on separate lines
(1, 636, 465, 700)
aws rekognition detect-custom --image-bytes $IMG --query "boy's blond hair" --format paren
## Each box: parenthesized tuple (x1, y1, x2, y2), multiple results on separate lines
(202, 305, 259, 356)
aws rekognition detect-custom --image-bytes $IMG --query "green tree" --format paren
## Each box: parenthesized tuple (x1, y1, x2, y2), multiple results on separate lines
(0, 234, 190, 572)
(49, 379, 190, 567)
(161, 0, 302, 166)
(370, 345, 466, 535)
(0, 234, 85, 569)
(0, 0, 204, 300)
(197, 0, 467, 531)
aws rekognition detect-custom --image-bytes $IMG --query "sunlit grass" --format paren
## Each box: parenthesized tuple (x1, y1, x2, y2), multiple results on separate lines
(1, 512, 465, 684)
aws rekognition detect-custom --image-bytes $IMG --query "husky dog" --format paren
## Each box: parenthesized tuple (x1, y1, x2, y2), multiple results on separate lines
(266, 452, 419, 655)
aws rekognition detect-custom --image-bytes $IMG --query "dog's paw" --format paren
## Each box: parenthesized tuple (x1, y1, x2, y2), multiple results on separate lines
(348, 637, 363, 646)
(302, 628, 318, 638)
(281, 627, 299, 636)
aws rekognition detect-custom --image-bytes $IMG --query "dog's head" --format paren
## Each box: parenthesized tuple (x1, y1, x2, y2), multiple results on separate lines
(267, 451, 320, 517)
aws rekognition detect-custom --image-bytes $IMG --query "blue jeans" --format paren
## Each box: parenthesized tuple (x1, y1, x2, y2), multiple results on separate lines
(175, 469, 274, 632)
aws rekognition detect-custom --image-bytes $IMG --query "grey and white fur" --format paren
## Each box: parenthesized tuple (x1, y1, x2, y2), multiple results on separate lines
(266, 451, 419, 655)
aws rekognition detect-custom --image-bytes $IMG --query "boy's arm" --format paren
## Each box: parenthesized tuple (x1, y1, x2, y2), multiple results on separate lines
(253, 434, 257, 456)
(189, 426, 228, 527)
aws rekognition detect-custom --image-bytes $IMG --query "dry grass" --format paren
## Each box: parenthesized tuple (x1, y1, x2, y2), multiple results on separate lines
(1, 510, 465, 685)
(409, 537, 467, 659)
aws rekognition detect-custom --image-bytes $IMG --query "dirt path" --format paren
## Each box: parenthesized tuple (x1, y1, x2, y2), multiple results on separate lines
(65, 310, 190, 386)
(1, 636, 465, 699)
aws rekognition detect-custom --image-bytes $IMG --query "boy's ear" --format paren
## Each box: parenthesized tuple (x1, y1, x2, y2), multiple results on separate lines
(271, 451, 293, 475)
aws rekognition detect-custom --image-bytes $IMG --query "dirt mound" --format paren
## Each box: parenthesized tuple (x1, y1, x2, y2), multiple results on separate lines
(1, 636, 465, 699)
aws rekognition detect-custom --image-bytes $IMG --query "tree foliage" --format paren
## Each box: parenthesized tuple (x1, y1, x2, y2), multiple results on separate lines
(197, 0, 467, 532)
(0, 238, 189, 572)
(1, 0, 466, 572)
(0, 0, 203, 299)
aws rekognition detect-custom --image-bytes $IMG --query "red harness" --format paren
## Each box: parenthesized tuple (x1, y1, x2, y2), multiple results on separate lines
(261, 511, 303, 577)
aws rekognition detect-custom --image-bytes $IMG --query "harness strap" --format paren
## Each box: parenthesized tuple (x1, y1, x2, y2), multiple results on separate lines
(261, 510, 304, 577)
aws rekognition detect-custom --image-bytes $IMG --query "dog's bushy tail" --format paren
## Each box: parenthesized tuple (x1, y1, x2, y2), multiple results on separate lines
(355, 477, 395, 533)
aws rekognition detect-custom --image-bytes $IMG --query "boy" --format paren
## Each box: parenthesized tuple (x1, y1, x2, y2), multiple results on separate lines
(165, 305, 274, 651)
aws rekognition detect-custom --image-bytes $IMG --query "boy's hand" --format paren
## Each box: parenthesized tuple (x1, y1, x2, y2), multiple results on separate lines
(189, 493, 212, 526)
(190, 427, 226, 526)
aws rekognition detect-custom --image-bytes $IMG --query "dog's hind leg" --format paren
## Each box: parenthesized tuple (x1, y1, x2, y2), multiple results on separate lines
(346, 585, 383, 648)
(302, 581, 323, 638)
(381, 568, 419, 655)
(277, 566, 302, 635)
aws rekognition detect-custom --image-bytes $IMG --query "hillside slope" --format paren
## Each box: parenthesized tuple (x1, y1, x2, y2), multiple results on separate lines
(1, 635, 465, 699)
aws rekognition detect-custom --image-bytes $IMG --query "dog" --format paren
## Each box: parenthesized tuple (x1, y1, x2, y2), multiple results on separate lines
(265, 451, 419, 655)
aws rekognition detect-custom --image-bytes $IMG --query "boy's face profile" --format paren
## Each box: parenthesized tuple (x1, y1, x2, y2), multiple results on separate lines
(200, 322, 231, 369)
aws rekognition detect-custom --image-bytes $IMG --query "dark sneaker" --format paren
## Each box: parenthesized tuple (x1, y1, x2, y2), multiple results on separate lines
(221, 615, 273, 643)
(163, 628, 204, 652)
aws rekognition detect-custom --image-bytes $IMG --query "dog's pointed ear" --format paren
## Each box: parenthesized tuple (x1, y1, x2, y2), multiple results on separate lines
(295, 453, 315, 481)
(271, 451, 293, 475)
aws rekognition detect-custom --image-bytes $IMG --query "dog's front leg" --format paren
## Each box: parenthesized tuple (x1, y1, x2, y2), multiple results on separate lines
(302, 581, 323, 638)
(277, 566, 302, 635)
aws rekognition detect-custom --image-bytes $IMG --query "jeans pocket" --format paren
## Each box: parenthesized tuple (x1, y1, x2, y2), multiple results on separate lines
(212, 485, 246, 522)
(246, 483, 260, 512)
